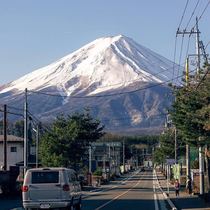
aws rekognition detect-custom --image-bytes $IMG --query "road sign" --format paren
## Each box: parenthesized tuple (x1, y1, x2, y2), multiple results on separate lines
(166, 158, 176, 165)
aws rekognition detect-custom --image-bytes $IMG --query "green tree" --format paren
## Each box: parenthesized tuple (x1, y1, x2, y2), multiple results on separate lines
(13, 120, 24, 137)
(153, 129, 184, 164)
(170, 67, 210, 146)
(39, 111, 104, 168)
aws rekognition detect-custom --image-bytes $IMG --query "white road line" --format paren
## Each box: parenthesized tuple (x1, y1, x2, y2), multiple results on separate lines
(94, 178, 141, 210)
(83, 170, 140, 199)
(153, 170, 159, 210)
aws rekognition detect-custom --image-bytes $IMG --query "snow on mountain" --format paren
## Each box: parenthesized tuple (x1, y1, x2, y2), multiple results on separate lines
(0, 35, 178, 134)
(0, 35, 178, 99)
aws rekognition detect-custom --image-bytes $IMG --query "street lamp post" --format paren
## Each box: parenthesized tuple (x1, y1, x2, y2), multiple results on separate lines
(33, 124, 39, 168)
(89, 145, 92, 174)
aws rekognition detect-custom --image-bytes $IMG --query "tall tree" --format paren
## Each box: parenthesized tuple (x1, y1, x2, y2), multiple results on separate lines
(170, 67, 210, 146)
(39, 111, 104, 168)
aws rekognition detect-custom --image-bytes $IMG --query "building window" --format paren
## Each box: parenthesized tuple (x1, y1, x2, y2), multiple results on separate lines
(10, 147, 17, 152)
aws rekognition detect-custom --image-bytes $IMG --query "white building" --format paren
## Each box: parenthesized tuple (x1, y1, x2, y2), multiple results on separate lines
(0, 135, 23, 170)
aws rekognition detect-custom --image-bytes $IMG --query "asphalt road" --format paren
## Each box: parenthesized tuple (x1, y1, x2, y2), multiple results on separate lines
(82, 169, 167, 210)
(0, 169, 167, 210)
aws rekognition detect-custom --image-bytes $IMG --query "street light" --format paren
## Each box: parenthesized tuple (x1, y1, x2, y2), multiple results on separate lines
(32, 124, 39, 168)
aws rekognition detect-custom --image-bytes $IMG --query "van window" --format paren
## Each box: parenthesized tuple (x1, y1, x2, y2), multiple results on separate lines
(31, 171, 59, 184)
(71, 173, 77, 182)
(68, 172, 77, 182)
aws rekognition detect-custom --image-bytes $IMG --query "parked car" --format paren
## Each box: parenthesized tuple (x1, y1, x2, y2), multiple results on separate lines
(22, 167, 82, 210)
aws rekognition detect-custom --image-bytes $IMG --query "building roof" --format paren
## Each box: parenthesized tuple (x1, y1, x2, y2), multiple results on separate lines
(0, 135, 23, 143)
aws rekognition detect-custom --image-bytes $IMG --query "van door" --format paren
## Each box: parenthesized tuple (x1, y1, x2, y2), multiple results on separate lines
(29, 171, 62, 200)
(67, 171, 75, 198)
(70, 172, 80, 199)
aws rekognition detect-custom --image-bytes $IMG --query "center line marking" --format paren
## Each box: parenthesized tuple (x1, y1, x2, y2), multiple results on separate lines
(94, 173, 141, 210)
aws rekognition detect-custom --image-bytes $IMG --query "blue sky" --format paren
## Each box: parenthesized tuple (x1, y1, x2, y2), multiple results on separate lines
(0, 0, 209, 85)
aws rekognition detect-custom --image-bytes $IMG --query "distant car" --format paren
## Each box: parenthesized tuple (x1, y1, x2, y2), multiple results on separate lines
(22, 167, 82, 210)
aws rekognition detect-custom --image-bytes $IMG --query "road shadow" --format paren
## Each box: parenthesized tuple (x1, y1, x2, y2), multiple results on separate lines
(170, 195, 210, 210)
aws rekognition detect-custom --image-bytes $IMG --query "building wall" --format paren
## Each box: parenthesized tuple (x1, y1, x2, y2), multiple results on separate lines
(0, 142, 23, 170)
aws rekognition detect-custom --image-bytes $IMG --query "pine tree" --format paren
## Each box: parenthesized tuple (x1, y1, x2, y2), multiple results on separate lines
(39, 110, 104, 169)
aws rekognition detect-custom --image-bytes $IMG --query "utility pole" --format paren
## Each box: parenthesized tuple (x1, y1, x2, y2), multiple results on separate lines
(186, 144, 190, 177)
(123, 140, 125, 173)
(24, 88, 28, 176)
(195, 17, 201, 75)
(174, 127, 177, 163)
(3, 105, 7, 171)
(176, 18, 201, 181)
(89, 145, 92, 174)
(195, 17, 205, 195)
(35, 124, 39, 168)
(199, 142, 204, 195)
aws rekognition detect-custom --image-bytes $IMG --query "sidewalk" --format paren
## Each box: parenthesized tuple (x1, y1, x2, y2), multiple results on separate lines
(156, 171, 210, 210)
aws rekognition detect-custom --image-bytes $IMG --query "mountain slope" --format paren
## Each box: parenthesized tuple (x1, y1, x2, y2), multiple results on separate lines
(0, 35, 177, 134)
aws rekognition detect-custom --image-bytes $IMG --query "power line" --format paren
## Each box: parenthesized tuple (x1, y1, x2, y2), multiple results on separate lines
(196, 0, 210, 23)
(195, 65, 210, 90)
(0, 109, 24, 117)
(205, 41, 210, 50)
(102, 112, 168, 123)
(7, 105, 24, 112)
(191, 0, 210, 30)
(178, 0, 190, 29)
(185, 0, 201, 30)
(28, 68, 196, 99)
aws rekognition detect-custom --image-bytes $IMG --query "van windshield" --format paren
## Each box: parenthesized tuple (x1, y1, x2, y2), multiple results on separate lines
(31, 171, 59, 184)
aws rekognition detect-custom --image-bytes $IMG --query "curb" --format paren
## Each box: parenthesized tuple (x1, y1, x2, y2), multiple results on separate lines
(154, 170, 177, 210)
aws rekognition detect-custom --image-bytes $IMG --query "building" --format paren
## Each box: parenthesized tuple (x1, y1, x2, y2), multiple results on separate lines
(0, 135, 23, 170)
(91, 142, 122, 176)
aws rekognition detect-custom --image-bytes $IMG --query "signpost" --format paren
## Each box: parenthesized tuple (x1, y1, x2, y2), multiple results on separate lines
(166, 159, 176, 196)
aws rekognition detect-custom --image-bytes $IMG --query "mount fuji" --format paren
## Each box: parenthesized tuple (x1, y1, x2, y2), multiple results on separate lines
(0, 35, 179, 134)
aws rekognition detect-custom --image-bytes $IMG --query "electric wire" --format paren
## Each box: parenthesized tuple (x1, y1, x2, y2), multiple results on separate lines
(185, 0, 201, 30)
(27, 107, 168, 129)
(205, 41, 210, 50)
(0, 109, 24, 117)
(27, 67, 194, 99)
(191, 0, 210, 30)
(196, 0, 210, 22)
(195, 68, 209, 90)
(28, 67, 197, 99)
(7, 105, 24, 112)
(178, 0, 190, 30)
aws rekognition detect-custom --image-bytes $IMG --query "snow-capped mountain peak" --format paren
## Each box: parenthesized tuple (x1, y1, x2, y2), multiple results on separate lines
(0, 35, 178, 97)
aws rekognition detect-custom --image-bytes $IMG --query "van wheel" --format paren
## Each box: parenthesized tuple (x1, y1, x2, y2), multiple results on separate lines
(65, 206, 74, 210)
(70, 206, 75, 210)
(75, 201, 81, 210)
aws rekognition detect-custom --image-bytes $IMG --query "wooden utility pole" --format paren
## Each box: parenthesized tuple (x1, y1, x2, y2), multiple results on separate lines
(35, 124, 39, 168)
(176, 18, 201, 183)
(3, 105, 7, 171)
(123, 140, 125, 173)
(174, 127, 177, 163)
(24, 88, 28, 176)
(195, 17, 204, 195)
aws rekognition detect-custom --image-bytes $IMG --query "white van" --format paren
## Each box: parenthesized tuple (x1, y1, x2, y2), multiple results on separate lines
(22, 167, 82, 210)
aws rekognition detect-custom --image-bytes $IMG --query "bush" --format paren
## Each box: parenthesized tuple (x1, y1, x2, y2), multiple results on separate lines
(93, 168, 102, 176)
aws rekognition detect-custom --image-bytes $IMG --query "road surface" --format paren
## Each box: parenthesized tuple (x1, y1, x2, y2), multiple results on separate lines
(0, 169, 168, 210)
(82, 169, 167, 210)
